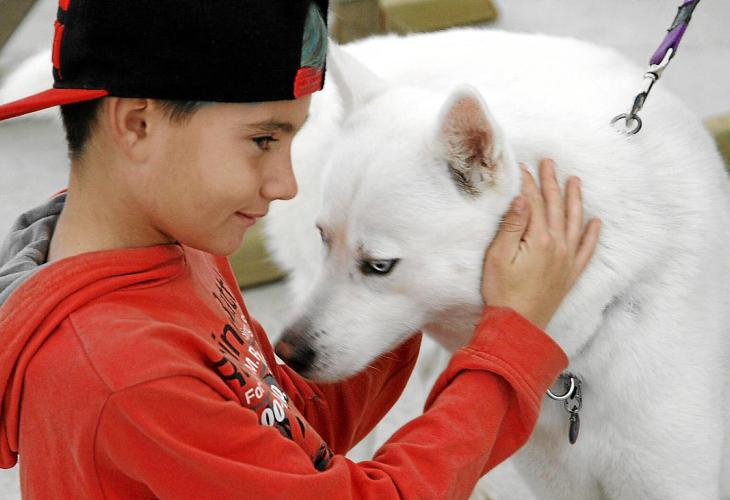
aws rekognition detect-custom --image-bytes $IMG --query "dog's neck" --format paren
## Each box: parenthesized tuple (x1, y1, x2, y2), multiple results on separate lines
(423, 303, 484, 352)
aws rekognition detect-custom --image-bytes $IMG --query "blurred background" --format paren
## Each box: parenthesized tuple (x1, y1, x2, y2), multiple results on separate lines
(0, 0, 728, 498)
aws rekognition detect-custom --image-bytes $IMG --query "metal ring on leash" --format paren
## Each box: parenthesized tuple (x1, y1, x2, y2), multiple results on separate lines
(609, 0, 700, 135)
(546, 376, 576, 401)
(610, 113, 642, 135)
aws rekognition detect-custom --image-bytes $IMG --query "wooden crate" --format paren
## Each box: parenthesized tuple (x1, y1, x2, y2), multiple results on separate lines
(228, 222, 286, 289)
(331, 0, 383, 43)
(330, 0, 498, 43)
(0, 0, 39, 51)
(705, 113, 730, 169)
(380, 0, 498, 34)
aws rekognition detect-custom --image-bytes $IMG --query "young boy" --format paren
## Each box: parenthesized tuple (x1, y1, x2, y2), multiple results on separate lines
(0, 1, 600, 498)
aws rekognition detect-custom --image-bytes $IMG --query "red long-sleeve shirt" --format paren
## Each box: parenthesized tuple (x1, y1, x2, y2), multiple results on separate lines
(0, 213, 567, 499)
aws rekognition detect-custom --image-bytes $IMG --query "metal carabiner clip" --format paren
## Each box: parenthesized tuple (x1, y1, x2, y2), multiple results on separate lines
(611, 48, 674, 135)
(546, 374, 577, 401)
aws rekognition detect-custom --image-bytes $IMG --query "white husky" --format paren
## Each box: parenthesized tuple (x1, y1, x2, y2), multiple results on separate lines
(264, 29, 730, 499)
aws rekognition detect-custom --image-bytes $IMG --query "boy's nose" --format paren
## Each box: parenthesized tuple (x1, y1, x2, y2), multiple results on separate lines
(262, 158, 298, 201)
(274, 338, 316, 374)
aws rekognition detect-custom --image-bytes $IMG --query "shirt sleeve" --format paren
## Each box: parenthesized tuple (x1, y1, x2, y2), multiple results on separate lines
(247, 314, 423, 455)
(94, 306, 567, 500)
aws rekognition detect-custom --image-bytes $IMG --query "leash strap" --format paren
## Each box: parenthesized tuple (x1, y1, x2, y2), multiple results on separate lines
(650, 0, 701, 66)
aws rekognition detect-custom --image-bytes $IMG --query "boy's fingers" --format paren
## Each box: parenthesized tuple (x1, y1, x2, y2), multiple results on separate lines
(539, 159, 565, 235)
(490, 195, 530, 259)
(574, 218, 602, 276)
(565, 176, 584, 251)
(519, 164, 547, 239)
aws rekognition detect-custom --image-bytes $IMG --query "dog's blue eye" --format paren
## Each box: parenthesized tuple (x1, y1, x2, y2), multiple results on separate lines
(361, 259, 399, 276)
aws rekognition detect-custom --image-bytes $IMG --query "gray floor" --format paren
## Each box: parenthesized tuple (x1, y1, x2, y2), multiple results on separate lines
(1, 0, 729, 497)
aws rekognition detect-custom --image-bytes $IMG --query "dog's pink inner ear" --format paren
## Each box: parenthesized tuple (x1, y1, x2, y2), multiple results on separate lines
(442, 95, 497, 195)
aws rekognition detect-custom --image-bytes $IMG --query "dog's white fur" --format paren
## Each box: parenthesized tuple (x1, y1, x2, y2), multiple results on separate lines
(4, 31, 729, 499)
(264, 29, 730, 499)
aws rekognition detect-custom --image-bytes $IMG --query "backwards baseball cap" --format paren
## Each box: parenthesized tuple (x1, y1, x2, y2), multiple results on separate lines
(0, 0, 329, 122)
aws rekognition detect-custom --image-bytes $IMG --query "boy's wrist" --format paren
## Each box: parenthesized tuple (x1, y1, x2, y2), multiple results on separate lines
(463, 306, 569, 397)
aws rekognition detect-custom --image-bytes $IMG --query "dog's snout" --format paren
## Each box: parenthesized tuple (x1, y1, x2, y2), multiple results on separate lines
(275, 337, 316, 374)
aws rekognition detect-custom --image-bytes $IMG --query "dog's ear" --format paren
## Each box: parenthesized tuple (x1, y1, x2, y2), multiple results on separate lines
(437, 86, 506, 196)
(327, 41, 386, 116)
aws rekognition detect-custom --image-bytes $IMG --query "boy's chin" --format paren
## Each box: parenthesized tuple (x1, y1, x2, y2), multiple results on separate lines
(185, 233, 248, 258)
(220, 237, 248, 258)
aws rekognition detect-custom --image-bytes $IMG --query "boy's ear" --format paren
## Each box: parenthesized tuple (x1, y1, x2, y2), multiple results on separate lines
(437, 85, 506, 196)
(326, 41, 386, 117)
(104, 97, 153, 163)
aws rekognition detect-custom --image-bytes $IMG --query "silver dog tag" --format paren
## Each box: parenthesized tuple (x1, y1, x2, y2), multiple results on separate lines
(565, 376, 583, 445)
(569, 413, 580, 445)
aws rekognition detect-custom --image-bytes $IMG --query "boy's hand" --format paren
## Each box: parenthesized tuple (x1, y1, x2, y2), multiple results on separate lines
(481, 159, 602, 330)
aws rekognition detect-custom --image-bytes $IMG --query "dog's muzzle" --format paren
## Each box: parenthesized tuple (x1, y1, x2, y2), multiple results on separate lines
(275, 337, 316, 374)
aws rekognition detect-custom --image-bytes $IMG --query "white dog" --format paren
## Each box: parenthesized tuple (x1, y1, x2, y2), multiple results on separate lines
(264, 29, 730, 499)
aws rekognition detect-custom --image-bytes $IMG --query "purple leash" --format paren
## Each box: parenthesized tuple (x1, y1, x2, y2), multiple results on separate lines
(611, 0, 701, 135)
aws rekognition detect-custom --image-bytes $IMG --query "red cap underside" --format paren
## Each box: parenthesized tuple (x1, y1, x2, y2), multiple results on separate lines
(0, 88, 109, 121)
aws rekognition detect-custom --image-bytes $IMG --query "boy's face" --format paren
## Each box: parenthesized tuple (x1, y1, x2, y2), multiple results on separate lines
(137, 96, 311, 256)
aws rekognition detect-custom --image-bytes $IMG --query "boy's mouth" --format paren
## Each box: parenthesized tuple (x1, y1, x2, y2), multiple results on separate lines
(234, 212, 259, 225)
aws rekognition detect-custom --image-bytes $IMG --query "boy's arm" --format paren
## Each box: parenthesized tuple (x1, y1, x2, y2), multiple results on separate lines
(249, 314, 422, 455)
(94, 307, 567, 499)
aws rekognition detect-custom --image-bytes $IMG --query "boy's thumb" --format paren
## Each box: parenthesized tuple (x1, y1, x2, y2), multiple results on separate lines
(492, 195, 529, 254)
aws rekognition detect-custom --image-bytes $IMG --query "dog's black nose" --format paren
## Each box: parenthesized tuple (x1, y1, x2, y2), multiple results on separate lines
(275, 339, 316, 374)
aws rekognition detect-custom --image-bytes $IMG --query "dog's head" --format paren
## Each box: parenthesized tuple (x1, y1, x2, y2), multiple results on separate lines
(276, 45, 520, 381)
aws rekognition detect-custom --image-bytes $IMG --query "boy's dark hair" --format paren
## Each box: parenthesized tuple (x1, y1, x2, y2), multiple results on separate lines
(59, 99, 205, 161)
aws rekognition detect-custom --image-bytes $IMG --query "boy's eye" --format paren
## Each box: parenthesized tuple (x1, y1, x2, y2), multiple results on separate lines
(253, 136, 278, 150)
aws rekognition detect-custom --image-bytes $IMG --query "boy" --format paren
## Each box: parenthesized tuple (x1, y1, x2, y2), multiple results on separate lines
(0, 1, 600, 498)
